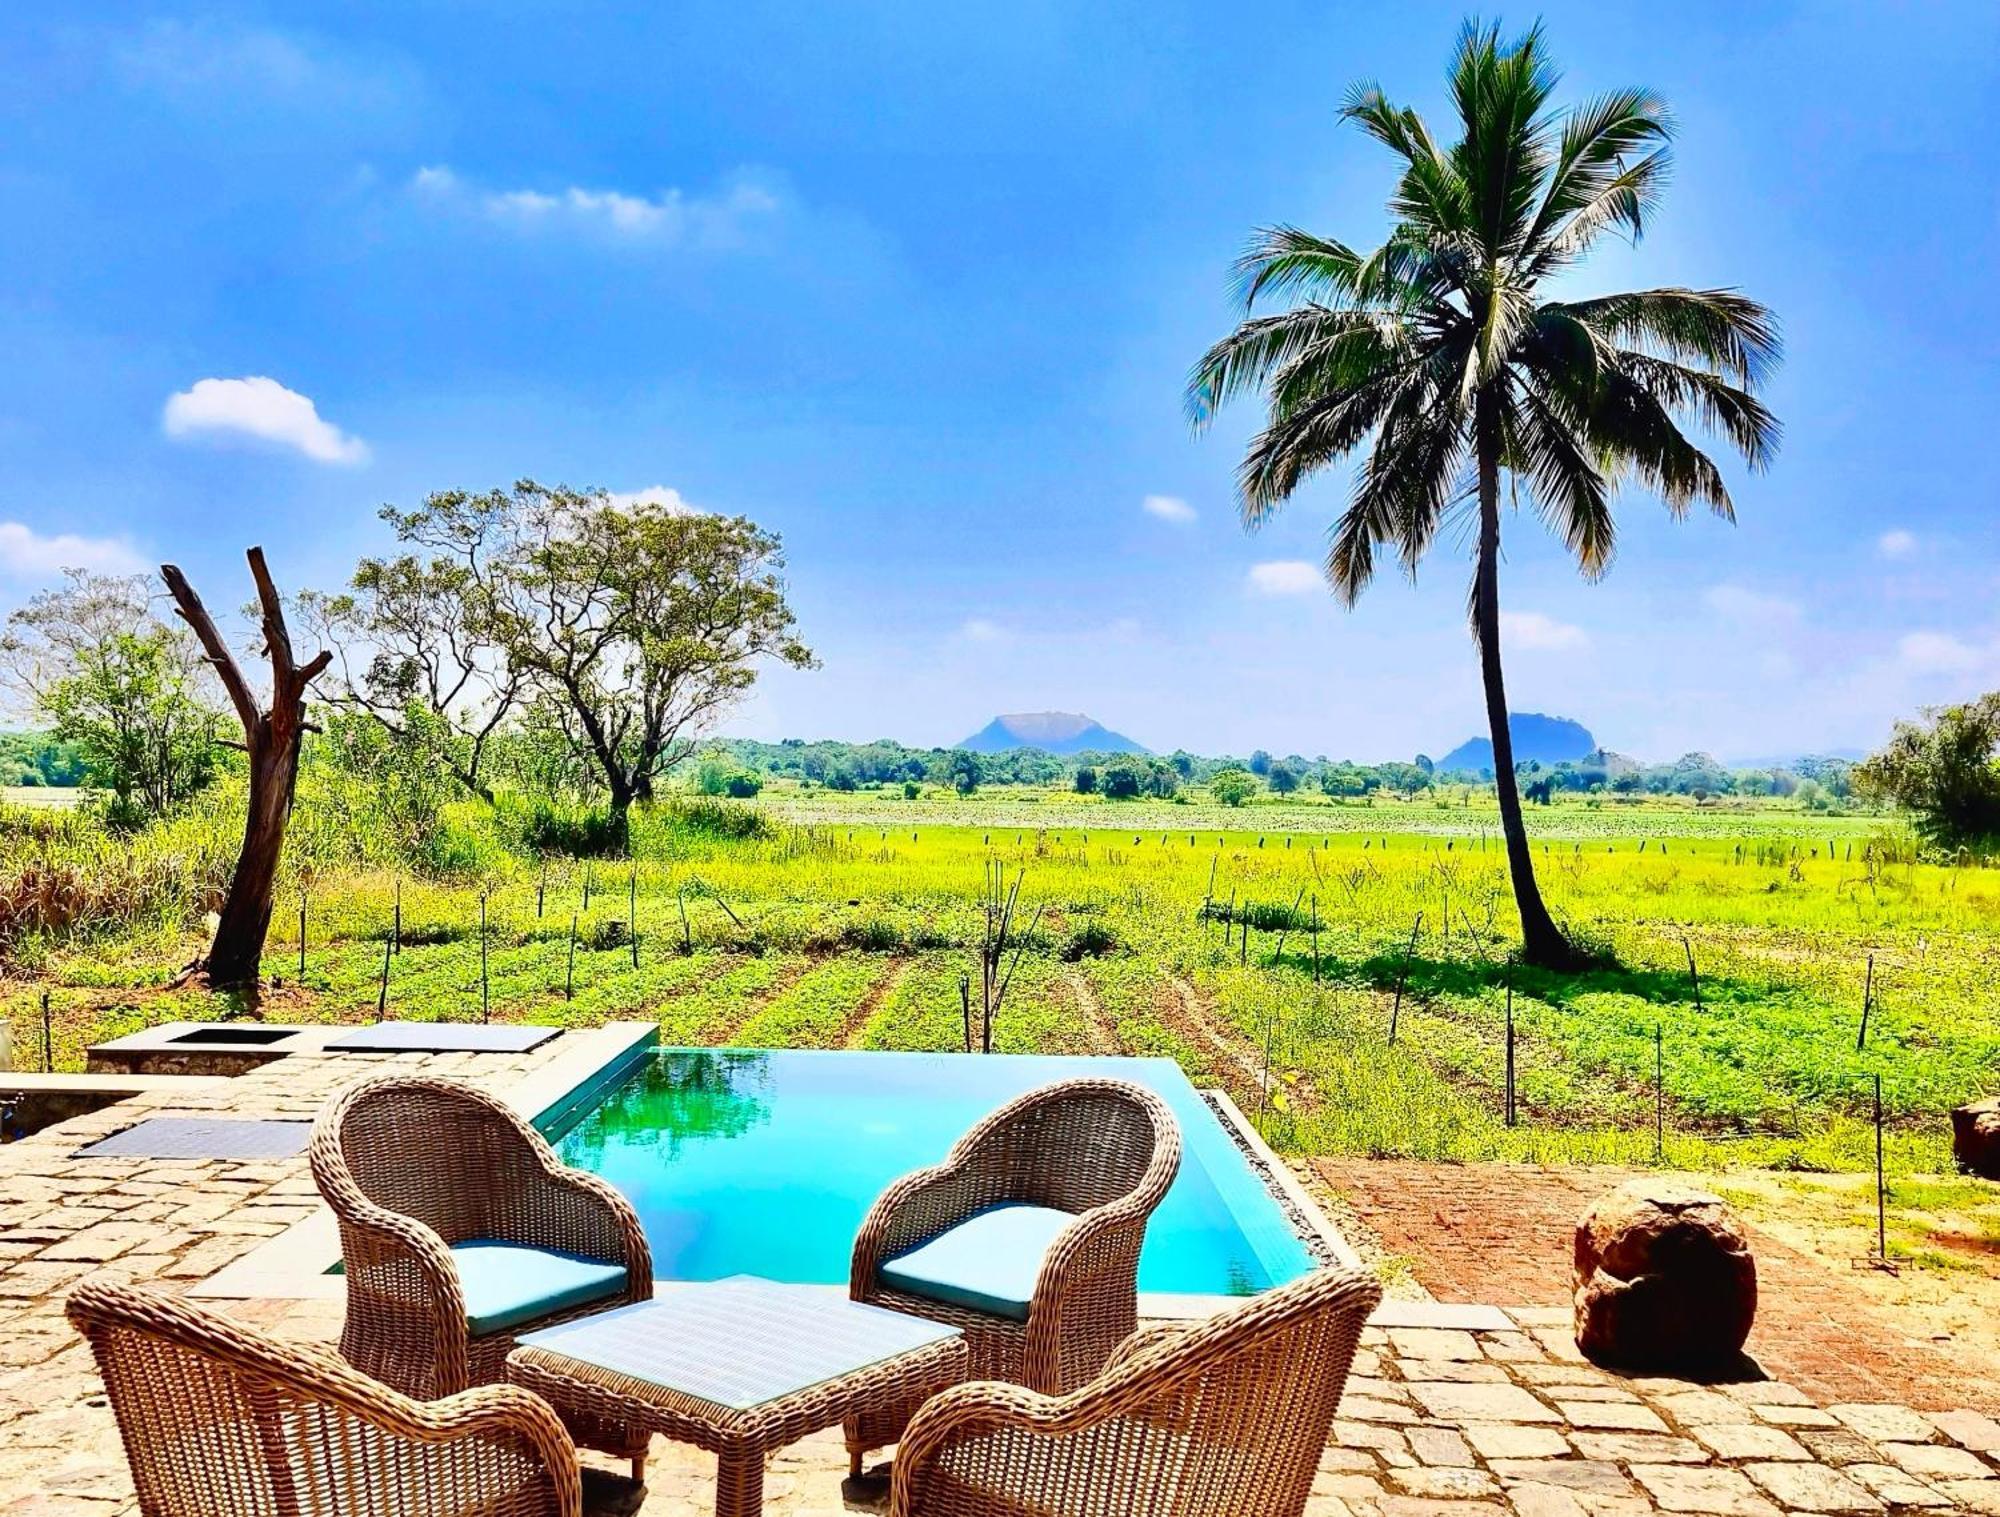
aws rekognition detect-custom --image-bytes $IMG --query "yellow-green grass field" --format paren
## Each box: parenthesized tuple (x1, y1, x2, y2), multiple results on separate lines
(5, 788, 1994, 1184)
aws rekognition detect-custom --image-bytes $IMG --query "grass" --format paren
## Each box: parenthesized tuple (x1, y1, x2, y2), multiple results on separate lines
(2, 787, 1994, 1182)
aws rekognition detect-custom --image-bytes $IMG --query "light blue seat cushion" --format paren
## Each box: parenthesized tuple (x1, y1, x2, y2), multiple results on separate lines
(880, 1203, 1075, 1322)
(451, 1240, 628, 1338)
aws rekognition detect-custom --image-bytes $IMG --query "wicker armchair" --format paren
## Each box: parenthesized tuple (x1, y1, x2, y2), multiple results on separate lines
(68, 1279, 580, 1517)
(310, 1076, 652, 1433)
(847, 1077, 1180, 1462)
(891, 1265, 1383, 1517)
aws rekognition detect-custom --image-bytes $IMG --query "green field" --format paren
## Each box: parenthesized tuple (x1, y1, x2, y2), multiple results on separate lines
(5, 786, 1994, 1178)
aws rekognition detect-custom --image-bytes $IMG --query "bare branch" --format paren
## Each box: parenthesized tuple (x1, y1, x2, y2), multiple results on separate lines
(160, 563, 258, 734)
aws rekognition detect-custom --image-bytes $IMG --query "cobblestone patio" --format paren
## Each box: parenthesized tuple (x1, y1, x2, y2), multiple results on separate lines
(4, 1042, 1997, 1516)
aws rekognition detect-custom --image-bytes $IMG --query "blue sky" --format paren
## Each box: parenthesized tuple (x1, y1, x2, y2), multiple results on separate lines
(1, 3, 1995, 764)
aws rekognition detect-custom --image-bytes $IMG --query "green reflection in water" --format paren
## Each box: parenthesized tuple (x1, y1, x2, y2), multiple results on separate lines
(563, 1049, 773, 1165)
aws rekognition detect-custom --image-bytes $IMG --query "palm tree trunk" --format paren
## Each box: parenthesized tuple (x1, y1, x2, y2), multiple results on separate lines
(1474, 399, 1575, 969)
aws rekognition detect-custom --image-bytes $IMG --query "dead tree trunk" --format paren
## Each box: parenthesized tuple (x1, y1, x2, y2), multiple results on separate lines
(162, 548, 330, 989)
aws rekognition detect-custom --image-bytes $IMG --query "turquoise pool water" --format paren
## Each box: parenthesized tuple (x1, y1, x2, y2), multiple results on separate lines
(555, 1049, 1317, 1299)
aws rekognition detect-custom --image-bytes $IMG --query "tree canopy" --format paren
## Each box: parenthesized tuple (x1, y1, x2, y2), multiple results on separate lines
(1854, 694, 2000, 850)
(349, 482, 813, 828)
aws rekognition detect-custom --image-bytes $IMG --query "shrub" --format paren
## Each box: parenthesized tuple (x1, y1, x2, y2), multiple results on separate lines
(1060, 920, 1119, 960)
(501, 797, 627, 857)
(660, 798, 772, 843)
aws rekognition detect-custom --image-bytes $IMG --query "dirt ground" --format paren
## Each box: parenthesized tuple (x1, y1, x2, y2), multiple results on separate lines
(1312, 1157, 1999, 1416)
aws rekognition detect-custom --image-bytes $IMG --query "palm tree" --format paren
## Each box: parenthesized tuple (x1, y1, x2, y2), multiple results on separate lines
(1188, 21, 1779, 968)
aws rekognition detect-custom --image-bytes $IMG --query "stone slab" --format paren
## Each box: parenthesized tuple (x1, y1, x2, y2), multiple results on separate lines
(73, 1118, 310, 1161)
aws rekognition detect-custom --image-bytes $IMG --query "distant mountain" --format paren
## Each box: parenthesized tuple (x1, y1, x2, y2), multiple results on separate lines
(1439, 713, 1595, 774)
(1727, 747, 1867, 770)
(958, 712, 1148, 756)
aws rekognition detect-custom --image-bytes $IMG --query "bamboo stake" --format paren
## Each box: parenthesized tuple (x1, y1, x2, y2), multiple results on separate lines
(479, 893, 490, 1023)
(1389, 912, 1421, 1044)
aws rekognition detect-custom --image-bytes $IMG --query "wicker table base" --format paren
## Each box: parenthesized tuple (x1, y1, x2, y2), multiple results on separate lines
(507, 1279, 969, 1517)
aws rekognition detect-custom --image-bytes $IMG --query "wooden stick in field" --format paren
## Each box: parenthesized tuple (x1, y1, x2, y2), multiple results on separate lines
(1389, 912, 1421, 1045)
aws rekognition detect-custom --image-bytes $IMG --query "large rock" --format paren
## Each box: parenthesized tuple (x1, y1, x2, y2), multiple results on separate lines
(1953, 1098, 2000, 1179)
(1574, 1181, 1756, 1371)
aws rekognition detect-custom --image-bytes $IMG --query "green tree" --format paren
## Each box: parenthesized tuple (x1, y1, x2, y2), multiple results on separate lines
(1267, 762, 1300, 794)
(947, 750, 983, 795)
(1188, 22, 1778, 967)
(1853, 694, 2000, 850)
(1073, 765, 1098, 794)
(381, 482, 814, 837)
(300, 532, 526, 804)
(1210, 767, 1258, 807)
(1100, 761, 1143, 799)
(0, 571, 220, 823)
(696, 750, 734, 796)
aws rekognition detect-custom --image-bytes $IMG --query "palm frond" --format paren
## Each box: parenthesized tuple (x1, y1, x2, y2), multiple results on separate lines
(1447, 19, 1558, 255)
(1614, 352, 1781, 468)
(1558, 287, 1781, 385)
(1230, 226, 1367, 308)
(1503, 385, 1616, 576)
(1343, 85, 1469, 236)
(1328, 372, 1470, 600)
(1575, 365, 1735, 520)
(1266, 323, 1421, 422)
(1532, 150, 1672, 275)
(1185, 307, 1412, 426)
(1521, 88, 1672, 257)
(1236, 372, 1413, 525)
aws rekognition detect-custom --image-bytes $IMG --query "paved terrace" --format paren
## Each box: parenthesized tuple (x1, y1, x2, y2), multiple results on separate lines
(3, 1038, 1998, 1517)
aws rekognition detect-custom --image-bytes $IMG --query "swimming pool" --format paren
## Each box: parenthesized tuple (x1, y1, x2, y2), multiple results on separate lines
(554, 1049, 1317, 1300)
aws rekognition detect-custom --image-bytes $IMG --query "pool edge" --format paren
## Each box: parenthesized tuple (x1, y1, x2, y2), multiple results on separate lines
(1201, 1086, 1363, 1274)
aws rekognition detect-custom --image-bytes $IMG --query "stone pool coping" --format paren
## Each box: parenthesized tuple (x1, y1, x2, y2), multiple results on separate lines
(193, 1020, 659, 1300)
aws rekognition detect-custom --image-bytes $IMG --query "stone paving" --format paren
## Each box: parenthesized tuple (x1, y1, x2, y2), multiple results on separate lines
(3, 1044, 1998, 1515)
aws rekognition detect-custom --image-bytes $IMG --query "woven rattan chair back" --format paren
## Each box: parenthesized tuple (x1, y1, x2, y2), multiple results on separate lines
(893, 1265, 1382, 1517)
(977, 1080, 1176, 1213)
(67, 1280, 578, 1517)
(316, 1077, 550, 1245)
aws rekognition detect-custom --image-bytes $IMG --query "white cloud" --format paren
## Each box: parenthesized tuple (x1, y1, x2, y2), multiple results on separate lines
(1141, 494, 1196, 525)
(1876, 529, 1917, 560)
(162, 377, 368, 465)
(0, 523, 144, 580)
(958, 618, 1011, 644)
(1704, 583, 1802, 628)
(1499, 610, 1589, 652)
(1897, 631, 1983, 674)
(411, 166, 781, 250)
(1246, 560, 1322, 596)
(605, 485, 697, 515)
